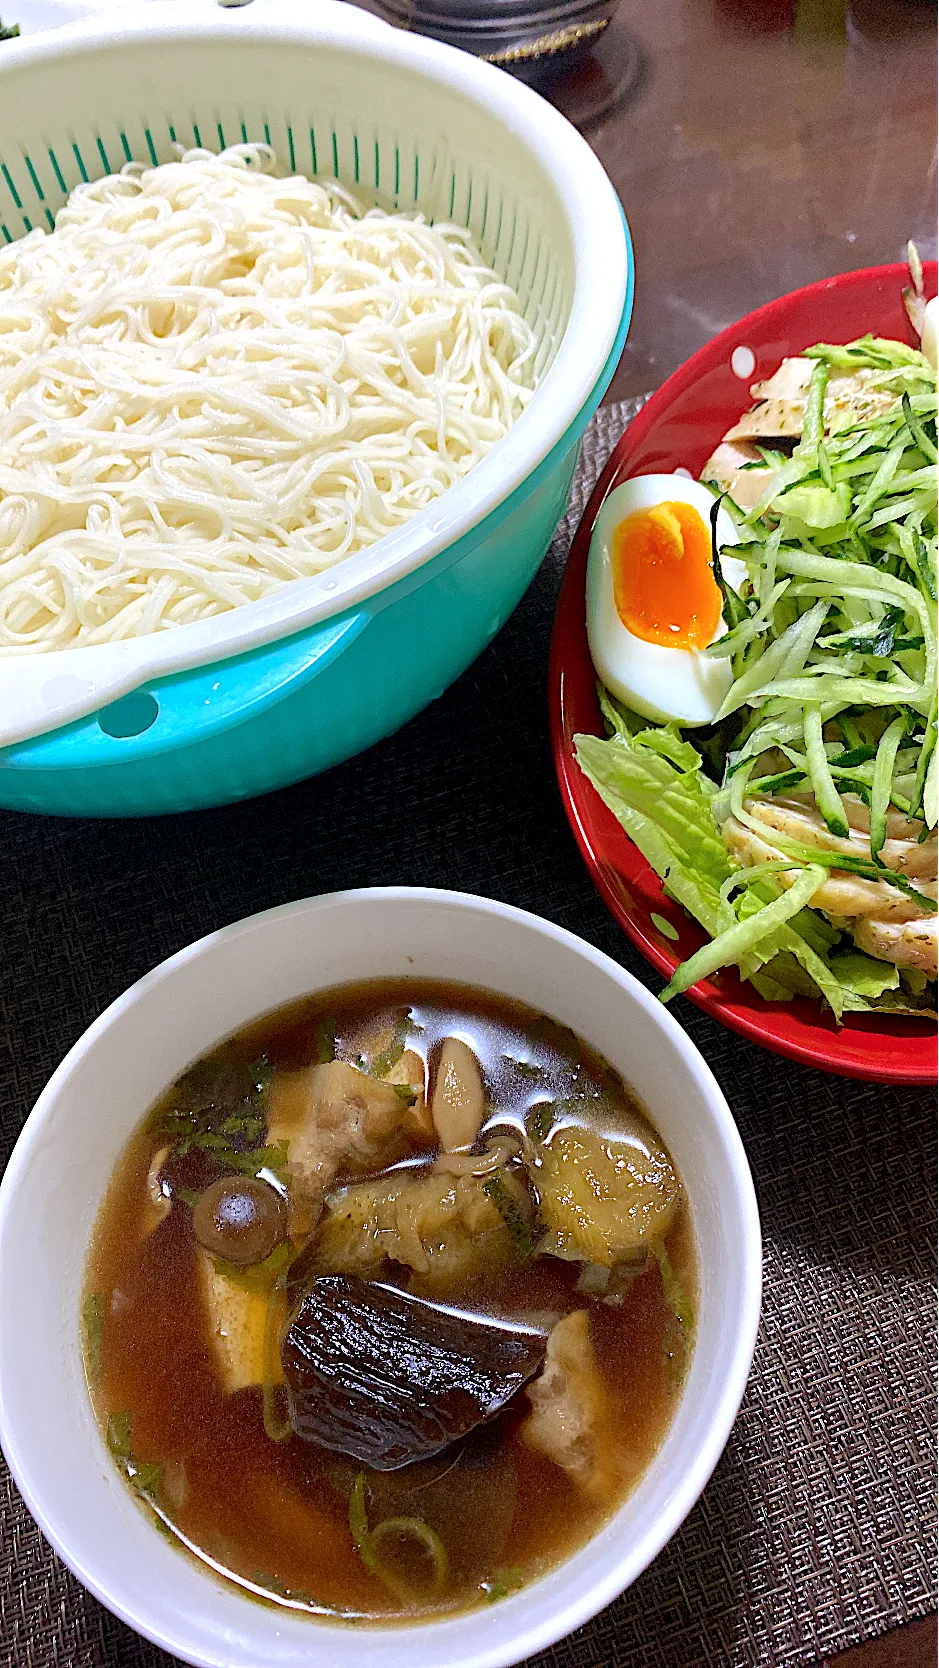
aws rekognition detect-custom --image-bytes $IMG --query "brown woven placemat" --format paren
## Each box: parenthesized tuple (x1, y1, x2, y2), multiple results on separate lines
(0, 400, 936, 1668)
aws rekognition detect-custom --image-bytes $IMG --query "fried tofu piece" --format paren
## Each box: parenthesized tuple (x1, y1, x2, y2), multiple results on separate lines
(267, 1058, 428, 1211)
(521, 1310, 620, 1503)
(196, 1248, 283, 1395)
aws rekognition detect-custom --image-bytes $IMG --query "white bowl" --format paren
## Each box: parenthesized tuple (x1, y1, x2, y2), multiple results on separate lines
(0, 889, 761, 1668)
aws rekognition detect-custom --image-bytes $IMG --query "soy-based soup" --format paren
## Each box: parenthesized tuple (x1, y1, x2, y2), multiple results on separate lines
(82, 982, 696, 1622)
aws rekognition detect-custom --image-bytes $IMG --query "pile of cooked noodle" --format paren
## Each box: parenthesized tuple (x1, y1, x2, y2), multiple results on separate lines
(0, 144, 536, 652)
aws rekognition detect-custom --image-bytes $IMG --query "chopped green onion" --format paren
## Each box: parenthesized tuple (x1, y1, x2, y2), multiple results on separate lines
(369, 1518, 449, 1601)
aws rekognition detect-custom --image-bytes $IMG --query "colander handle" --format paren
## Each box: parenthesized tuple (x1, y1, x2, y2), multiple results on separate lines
(2, 608, 369, 770)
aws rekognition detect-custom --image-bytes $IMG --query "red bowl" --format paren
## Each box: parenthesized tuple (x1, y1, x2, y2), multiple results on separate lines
(550, 263, 938, 1085)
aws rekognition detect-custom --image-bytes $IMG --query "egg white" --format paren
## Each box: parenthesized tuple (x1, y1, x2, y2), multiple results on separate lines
(585, 473, 747, 727)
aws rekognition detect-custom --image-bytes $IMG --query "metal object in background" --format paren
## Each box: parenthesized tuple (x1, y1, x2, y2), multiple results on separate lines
(367, 0, 646, 125)
(372, 1, 618, 77)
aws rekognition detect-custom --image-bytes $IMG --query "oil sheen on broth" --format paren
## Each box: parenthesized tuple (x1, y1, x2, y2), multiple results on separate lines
(82, 981, 696, 1622)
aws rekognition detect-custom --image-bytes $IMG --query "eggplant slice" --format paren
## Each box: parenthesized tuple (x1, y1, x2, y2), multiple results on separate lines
(282, 1275, 547, 1470)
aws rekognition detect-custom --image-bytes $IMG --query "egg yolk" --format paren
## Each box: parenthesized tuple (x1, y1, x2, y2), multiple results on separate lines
(612, 501, 722, 651)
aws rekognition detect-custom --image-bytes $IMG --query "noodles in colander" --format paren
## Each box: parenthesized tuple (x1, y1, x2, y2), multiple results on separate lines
(0, 144, 537, 652)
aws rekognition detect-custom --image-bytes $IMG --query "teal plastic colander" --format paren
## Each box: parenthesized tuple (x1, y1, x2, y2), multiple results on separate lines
(0, 0, 633, 815)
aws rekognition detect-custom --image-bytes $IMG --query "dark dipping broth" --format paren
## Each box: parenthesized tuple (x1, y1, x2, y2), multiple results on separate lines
(82, 981, 696, 1623)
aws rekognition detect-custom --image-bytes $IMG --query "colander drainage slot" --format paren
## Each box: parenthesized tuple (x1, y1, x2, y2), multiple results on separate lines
(97, 691, 159, 738)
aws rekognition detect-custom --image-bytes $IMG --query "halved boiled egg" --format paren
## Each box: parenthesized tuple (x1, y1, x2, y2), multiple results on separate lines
(586, 473, 747, 726)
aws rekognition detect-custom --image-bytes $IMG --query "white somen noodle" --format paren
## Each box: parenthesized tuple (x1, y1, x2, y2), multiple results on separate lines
(0, 144, 537, 652)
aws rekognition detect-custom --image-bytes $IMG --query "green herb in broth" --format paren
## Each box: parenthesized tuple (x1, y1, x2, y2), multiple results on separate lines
(81, 1292, 104, 1381)
(150, 1055, 287, 1182)
(245, 1570, 329, 1612)
(83, 979, 696, 1624)
(480, 1567, 525, 1604)
(194, 1136, 290, 1182)
(525, 1015, 585, 1061)
(360, 1010, 423, 1078)
(553, 1086, 608, 1119)
(652, 1242, 695, 1334)
(250, 1569, 291, 1597)
(525, 1101, 554, 1143)
(505, 1055, 543, 1079)
(105, 1409, 133, 1460)
(482, 1172, 537, 1261)
(106, 1410, 164, 1504)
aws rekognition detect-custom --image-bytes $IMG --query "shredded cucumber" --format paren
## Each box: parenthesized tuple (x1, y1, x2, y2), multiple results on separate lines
(575, 329, 937, 1018)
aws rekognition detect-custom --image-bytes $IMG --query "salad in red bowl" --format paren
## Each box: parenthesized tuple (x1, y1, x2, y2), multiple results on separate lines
(551, 258, 937, 1083)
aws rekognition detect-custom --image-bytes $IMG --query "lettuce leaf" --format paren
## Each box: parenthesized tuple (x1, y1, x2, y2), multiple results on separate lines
(572, 718, 899, 1020)
(828, 952, 899, 998)
(574, 728, 731, 938)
